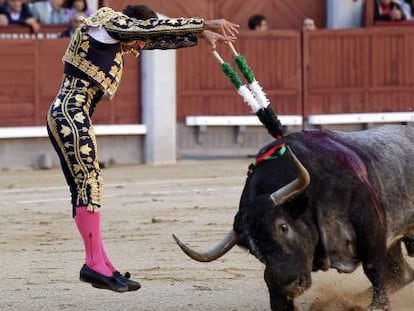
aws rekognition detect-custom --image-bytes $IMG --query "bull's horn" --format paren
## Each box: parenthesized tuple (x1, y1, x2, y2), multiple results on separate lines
(270, 147, 310, 205)
(172, 230, 239, 262)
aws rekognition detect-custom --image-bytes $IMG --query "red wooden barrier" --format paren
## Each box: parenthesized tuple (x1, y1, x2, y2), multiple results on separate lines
(0, 38, 140, 126)
(303, 27, 414, 115)
(2, 26, 414, 127)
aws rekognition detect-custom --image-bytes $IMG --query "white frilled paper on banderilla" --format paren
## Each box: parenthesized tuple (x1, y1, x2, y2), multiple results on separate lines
(212, 43, 270, 113)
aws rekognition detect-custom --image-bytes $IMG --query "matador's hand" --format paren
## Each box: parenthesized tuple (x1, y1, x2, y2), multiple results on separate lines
(201, 29, 236, 50)
(204, 19, 239, 37)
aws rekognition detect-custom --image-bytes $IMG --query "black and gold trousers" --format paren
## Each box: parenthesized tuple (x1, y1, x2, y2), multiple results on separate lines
(47, 74, 105, 217)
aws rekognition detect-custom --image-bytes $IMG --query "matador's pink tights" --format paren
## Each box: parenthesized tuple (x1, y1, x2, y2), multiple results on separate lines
(101, 245, 117, 273)
(74, 206, 116, 276)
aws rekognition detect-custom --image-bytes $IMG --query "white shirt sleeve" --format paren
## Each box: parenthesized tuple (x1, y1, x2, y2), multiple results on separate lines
(88, 26, 120, 44)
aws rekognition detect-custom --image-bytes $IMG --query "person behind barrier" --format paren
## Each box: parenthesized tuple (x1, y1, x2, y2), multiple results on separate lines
(64, 0, 92, 20)
(302, 17, 317, 31)
(374, 0, 406, 21)
(46, 4, 239, 293)
(402, 0, 414, 19)
(248, 14, 268, 30)
(29, 0, 68, 24)
(0, 0, 40, 32)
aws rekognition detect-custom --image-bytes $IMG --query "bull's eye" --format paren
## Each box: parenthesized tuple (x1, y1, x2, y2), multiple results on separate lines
(279, 223, 289, 234)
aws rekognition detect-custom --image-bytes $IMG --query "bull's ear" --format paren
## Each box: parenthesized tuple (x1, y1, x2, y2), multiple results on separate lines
(284, 195, 309, 219)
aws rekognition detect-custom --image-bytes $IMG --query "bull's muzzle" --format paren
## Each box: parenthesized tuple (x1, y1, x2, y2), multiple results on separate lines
(265, 266, 312, 298)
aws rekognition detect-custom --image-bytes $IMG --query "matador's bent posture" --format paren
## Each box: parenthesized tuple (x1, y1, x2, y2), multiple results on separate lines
(46, 4, 238, 292)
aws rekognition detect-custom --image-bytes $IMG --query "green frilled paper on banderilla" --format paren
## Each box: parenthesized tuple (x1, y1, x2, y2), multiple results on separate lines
(220, 54, 255, 88)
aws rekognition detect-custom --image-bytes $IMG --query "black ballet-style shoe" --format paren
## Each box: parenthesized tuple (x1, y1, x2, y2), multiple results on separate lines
(113, 271, 141, 291)
(80, 264, 128, 293)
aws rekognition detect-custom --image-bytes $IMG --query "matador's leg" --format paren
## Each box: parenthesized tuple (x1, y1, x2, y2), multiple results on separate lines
(47, 76, 127, 292)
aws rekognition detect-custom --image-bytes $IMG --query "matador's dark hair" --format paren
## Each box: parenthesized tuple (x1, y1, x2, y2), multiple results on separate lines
(123, 5, 158, 20)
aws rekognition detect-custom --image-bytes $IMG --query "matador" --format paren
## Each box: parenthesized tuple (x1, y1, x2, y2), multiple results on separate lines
(46, 4, 239, 292)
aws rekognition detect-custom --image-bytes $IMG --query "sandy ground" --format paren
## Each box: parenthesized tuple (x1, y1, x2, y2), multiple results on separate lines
(1, 159, 413, 311)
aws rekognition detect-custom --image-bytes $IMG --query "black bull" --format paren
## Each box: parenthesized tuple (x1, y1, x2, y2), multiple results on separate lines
(173, 125, 414, 311)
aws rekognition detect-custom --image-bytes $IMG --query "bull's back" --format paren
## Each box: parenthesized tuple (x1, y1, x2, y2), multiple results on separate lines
(298, 125, 414, 237)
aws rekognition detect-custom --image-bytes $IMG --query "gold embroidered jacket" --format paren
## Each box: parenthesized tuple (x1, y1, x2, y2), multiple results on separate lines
(62, 7, 204, 99)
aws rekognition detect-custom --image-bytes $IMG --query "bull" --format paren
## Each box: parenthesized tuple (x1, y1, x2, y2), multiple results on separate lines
(173, 124, 414, 311)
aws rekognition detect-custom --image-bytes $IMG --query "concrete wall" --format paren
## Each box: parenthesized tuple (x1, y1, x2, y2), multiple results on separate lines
(0, 136, 145, 170)
(177, 124, 302, 159)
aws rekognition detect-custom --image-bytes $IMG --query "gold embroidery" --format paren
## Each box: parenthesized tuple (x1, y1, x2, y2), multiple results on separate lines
(103, 78, 112, 88)
(74, 112, 85, 124)
(109, 65, 118, 77)
(139, 19, 151, 26)
(80, 144, 92, 155)
(75, 94, 85, 102)
(115, 69, 122, 83)
(117, 18, 127, 26)
(96, 71, 106, 82)
(80, 41, 89, 52)
(169, 19, 179, 25)
(60, 125, 72, 137)
(114, 52, 122, 64)
(73, 164, 82, 173)
(53, 98, 62, 108)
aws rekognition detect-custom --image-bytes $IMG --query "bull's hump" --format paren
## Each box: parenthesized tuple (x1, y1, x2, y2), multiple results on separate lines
(297, 129, 367, 175)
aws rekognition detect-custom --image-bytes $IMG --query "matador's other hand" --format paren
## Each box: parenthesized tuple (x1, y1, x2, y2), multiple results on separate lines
(201, 29, 236, 50)
(204, 19, 239, 37)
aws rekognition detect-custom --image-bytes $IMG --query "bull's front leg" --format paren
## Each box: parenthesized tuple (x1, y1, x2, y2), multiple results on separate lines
(267, 290, 302, 311)
(265, 274, 302, 311)
(353, 202, 390, 311)
(385, 241, 414, 291)
(363, 257, 390, 311)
